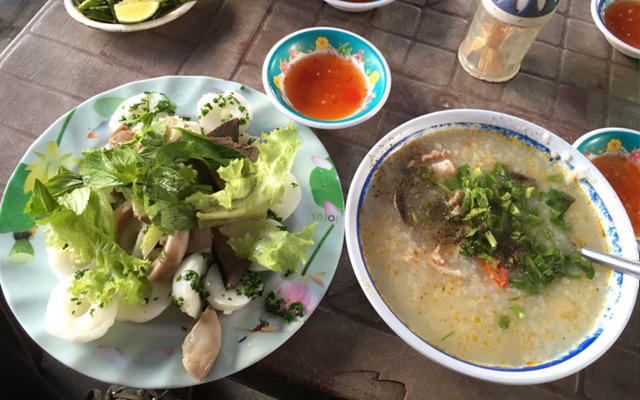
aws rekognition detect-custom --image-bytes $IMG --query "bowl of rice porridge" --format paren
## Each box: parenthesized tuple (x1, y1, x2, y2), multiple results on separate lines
(345, 109, 638, 384)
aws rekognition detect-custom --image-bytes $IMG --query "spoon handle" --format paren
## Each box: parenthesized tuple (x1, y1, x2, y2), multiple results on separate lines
(581, 248, 640, 280)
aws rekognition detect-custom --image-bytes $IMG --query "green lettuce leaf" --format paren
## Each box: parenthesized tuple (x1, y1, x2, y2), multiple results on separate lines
(70, 266, 147, 307)
(220, 219, 317, 272)
(27, 180, 150, 306)
(140, 225, 164, 259)
(187, 123, 300, 225)
(45, 207, 150, 305)
(58, 187, 91, 216)
(44, 167, 84, 197)
(81, 146, 144, 189)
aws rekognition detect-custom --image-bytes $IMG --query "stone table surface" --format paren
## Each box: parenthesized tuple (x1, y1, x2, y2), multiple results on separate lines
(0, 0, 638, 399)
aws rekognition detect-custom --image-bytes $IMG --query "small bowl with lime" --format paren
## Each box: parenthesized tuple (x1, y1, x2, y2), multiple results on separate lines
(64, 0, 196, 32)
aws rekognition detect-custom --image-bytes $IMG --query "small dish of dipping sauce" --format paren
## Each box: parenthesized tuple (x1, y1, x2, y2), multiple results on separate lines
(590, 154, 640, 236)
(263, 27, 391, 130)
(282, 51, 368, 121)
(574, 127, 640, 242)
(603, 0, 640, 49)
(592, 0, 640, 58)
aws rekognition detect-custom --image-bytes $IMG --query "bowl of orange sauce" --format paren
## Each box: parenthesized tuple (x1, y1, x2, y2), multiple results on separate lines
(262, 27, 391, 129)
(592, 0, 640, 59)
(574, 128, 640, 243)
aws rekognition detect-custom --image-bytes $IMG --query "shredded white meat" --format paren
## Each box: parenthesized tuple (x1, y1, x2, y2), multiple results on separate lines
(429, 244, 462, 276)
(431, 159, 456, 179)
(421, 148, 452, 163)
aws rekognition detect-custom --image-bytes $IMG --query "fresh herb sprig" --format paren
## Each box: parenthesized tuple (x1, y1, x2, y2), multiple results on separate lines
(237, 271, 265, 299)
(265, 291, 304, 323)
(74, 100, 245, 234)
(181, 269, 210, 311)
(121, 92, 177, 129)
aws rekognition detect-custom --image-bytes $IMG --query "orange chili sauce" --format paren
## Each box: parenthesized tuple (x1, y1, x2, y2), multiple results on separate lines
(283, 52, 368, 121)
(603, 0, 640, 49)
(591, 154, 640, 237)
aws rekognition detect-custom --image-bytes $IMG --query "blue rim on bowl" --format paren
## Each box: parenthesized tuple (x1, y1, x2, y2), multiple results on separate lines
(345, 110, 639, 385)
(323, 0, 395, 12)
(262, 27, 391, 130)
(591, 0, 640, 59)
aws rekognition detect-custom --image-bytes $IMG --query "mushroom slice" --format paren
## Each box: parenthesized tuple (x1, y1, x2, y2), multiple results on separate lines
(114, 201, 141, 254)
(182, 306, 221, 382)
(148, 230, 190, 283)
(186, 228, 213, 255)
(108, 125, 135, 149)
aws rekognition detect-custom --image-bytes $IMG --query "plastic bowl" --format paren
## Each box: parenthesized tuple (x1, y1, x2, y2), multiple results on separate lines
(64, 0, 196, 33)
(591, 0, 640, 59)
(262, 27, 391, 130)
(574, 127, 640, 243)
(345, 109, 639, 384)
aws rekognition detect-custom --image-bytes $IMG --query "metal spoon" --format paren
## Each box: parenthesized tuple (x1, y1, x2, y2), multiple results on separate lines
(581, 247, 640, 280)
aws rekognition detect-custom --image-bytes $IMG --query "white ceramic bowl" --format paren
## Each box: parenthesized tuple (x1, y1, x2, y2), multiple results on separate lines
(345, 109, 639, 384)
(591, 0, 640, 59)
(324, 0, 394, 12)
(64, 0, 196, 32)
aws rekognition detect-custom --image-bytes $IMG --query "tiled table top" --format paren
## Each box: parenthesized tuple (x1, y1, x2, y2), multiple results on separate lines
(0, 0, 638, 399)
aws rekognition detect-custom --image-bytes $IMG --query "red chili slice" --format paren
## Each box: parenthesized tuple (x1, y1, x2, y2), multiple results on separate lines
(476, 258, 508, 288)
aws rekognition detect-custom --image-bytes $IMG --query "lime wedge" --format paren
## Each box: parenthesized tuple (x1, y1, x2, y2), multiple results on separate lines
(114, 1, 160, 24)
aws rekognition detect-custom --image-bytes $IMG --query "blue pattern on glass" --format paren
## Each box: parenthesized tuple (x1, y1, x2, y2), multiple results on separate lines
(491, 0, 558, 18)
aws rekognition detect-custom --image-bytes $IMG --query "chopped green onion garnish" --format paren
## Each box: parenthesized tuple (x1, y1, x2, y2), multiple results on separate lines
(438, 183, 453, 194)
(498, 315, 510, 329)
(546, 174, 564, 183)
(470, 167, 484, 180)
(441, 331, 455, 340)
(525, 187, 535, 198)
(524, 214, 544, 226)
(509, 305, 526, 319)
(485, 231, 498, 248)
